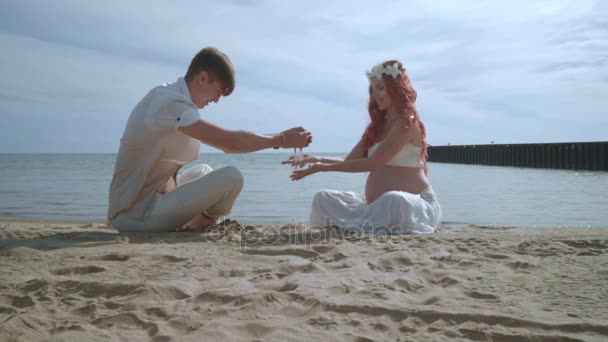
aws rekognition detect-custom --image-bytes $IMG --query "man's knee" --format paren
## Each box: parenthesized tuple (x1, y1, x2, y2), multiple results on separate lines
(189, 164, 214, 181)
(178, 164, 213, 186)
(219, 166, 244, 190)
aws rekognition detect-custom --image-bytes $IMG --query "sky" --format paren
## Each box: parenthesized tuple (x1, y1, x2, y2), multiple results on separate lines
(0, 0, 606, 153)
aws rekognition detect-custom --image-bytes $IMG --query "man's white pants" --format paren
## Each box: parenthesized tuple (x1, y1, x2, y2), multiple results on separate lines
(111, 164, 243, 233)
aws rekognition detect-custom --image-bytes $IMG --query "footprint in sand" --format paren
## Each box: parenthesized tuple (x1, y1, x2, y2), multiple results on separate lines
(92, 312, 158, 334)
(50, 324, 87, 336)
(145, 307, 171, 320)
(465, 290, 499, 300)
(0, 231, 44, 240)
(308, 316, 338, 327)
(250, 273, 274, 281)
(51, 265, 106, 276)
(420, 269, 461, 287)
(505, 261, 541, 272)
(560, 239, 607, 250)
(327, 285, 352, 296)
(56, 280, 141, 299)
(392, 278, 425, 293)
(104, 301, 134, 310)
(311, 245, 334, 254)
(0, 246, 44, 258)
(145, 255, 189, 263)
(576, 250, 603, 256)
(399, 324, 417, 334)
(328, 263, 351, 270)
(372, 322, 390, 332)
(331, 252, 348, 261)
(90, 254, 131, 262)
(139, 285, 191, 301)
(218, 269, 247, 278)
(420, 296, 441, 305)
(456, 260, 481, 268)
(241, 248, 319, 259)
(0, 306, 17, 315)
(367, 260, 398, 272)
(0, 294, 35, 308)
(19, 278, 49, 293)
(71, 303, 97, 317)
(391, 256, 414, 267)
(88, 254, 188, 263)
(347, 319, 362, 327)
(484, 254, 510, 260)
(275, 281, 299, 292)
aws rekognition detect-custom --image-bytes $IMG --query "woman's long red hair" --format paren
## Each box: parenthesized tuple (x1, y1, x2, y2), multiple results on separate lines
(362, 60, 428, 174)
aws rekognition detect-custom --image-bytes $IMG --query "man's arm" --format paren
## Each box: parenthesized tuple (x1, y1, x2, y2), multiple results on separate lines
(282, 132, 365, 166)
(178, 119, 310, 153)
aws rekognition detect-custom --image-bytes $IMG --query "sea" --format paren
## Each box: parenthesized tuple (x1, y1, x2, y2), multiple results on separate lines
(0, 153, 607, 228)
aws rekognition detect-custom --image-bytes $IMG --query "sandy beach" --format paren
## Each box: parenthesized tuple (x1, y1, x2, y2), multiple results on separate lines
(1, 220, 607, 342)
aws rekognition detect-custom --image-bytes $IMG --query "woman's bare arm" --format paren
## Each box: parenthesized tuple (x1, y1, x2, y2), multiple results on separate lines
(345, 134, 366, 161)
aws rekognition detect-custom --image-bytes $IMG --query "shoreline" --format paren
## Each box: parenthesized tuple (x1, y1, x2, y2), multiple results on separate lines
(2, 217, 606, 230)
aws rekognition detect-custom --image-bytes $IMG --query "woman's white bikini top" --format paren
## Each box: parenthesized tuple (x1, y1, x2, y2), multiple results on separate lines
(368, 141, 423, 168)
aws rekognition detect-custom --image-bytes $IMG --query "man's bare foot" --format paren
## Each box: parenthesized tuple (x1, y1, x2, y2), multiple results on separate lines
(179, 212, 220, 232)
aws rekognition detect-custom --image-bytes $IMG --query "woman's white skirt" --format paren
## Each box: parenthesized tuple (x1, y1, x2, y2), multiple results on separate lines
(309, 187, 442, 234)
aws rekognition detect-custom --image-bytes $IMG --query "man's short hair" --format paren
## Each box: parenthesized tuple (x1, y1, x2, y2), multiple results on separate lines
(185, 47, 235, 96)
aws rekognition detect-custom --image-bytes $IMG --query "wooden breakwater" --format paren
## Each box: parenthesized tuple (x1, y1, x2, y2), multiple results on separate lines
(427, 141, 608, 171)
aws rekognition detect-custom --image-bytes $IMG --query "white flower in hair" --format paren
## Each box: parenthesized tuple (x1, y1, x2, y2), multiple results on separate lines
(386, 63, 401, 78)
(365, 62, 402, 80)
(366, 65, 383, 80)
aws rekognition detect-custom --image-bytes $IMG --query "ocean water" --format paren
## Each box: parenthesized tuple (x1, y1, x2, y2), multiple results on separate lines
(0, 153, 607, 228)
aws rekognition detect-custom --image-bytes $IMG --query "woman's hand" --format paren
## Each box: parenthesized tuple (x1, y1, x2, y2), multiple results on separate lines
(290, 163, 325, 181)
(281, 154, 320, 167)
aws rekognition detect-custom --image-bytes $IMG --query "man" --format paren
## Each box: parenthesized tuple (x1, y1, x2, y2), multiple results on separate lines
(108, 47, 312, 233)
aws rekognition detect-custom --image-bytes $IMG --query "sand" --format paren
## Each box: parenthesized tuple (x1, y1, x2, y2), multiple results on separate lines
(0, 219, 607, 342)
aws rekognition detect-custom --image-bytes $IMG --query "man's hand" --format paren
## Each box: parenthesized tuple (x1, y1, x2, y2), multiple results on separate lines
(282, 127, 312, 148)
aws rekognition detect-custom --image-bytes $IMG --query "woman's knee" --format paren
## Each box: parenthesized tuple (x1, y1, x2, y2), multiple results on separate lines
(312, 190, 334, 204)
(376, 191, 410, 207)
(379, 191, 399, 199)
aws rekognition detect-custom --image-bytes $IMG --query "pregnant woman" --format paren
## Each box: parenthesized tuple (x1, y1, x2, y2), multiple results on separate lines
(286, 60, 442, 234)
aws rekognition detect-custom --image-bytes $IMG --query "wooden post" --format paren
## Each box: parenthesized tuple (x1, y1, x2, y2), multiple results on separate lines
(600, 143, 607, 171)
(579, 143, 585, 170)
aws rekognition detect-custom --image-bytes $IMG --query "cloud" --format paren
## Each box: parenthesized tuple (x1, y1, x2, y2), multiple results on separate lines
(0, 0, 606, 152)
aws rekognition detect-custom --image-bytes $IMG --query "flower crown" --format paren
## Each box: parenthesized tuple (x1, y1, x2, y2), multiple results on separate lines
(366, 62, 402, 81)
